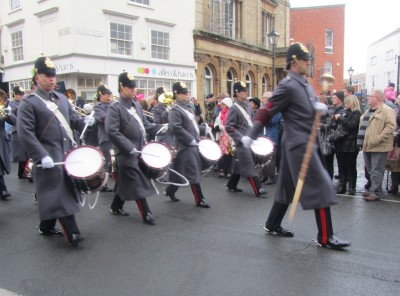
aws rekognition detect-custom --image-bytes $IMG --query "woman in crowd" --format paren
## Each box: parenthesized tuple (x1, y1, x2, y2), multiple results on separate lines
(214, 97, 233, 178)
(334, 95, 362, 195)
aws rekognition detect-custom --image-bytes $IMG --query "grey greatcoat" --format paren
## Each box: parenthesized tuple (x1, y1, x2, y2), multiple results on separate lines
(10, 100, 29, 162)
(94, 101, 111, 145)
(17, 88, 85, 220)
(225, 100, 257, 177)
(105, 97, 161, 201)
(0, 112, 16, 175)
(250, 71, 338, 210)
(168, 101, 205, 184)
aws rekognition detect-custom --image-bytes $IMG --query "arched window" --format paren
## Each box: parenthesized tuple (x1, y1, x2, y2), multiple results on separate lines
(262, 75, 269, 93)
(227, 69, 234, 97)
(246, 73, 252, 97)
(204, 66, 213, 98)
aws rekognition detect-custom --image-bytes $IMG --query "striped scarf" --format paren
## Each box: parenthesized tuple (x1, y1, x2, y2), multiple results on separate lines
(357, 108, 375, 147)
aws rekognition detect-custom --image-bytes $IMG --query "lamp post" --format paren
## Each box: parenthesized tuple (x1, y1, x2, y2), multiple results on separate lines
(347, 66, 354, 86)
(268, 30, 280, 90)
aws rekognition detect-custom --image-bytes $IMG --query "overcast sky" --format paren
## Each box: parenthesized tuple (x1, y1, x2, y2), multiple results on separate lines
(290, 0, 400, 77)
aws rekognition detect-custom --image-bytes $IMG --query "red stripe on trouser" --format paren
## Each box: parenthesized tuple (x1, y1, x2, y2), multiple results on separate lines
(191, 184, 199, 204)
(136, 200, 144, 219)
(319, 208, 328, 244)
(248, 177, 258, 195)
(58, 220, 70, 243)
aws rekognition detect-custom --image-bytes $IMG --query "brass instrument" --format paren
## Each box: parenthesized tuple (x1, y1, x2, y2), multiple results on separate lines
(72, 104, 87, 117)
(158, 92, 174, 109)
(0, 90, 10, 119)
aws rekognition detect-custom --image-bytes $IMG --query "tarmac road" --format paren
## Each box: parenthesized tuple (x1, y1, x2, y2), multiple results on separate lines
(0, 165, 399, 296)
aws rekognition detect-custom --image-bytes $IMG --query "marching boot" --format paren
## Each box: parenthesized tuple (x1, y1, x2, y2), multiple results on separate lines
(336, 176, 347, 194)
(264, 202, 293, 237)
(348, 175, 357, 195)
(315, 207, 350, 249)
(164, 185, 180, 202)
(136, 199, 155, 225)
(248, 176, 267, 197)
(59, 215, 83, 246)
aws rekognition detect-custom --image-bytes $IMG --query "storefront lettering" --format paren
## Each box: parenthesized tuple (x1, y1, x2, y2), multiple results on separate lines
(158, 68, 194, 79)
(54, 62, 74, 73)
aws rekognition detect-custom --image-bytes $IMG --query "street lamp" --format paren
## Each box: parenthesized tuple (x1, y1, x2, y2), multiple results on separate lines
(347, 66, 354, 86)
(268, 29, 280, 90)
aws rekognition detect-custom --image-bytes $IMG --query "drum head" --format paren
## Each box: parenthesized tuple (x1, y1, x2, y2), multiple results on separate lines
(198, 139, 222, 161)
(250, 137, 274, 156)
(65, 146, 104, 178)
(141, 142, 172, 169)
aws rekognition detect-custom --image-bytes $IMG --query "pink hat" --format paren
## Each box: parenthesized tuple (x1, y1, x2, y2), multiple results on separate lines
(136, 93, 144, 101)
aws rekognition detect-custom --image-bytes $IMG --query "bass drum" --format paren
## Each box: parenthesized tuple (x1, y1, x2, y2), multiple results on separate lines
(250, 136, 274, 165)
(64, 145, 108, 193)
(139, 142, 173, 179)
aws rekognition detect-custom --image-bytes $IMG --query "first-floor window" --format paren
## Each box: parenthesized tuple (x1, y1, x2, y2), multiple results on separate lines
(11, 30, 24, 62)
(129, 0, 150, 5)
(9, 0, 20, 11)
(151, 30, 169, 60)
(110, 22, 133, 56)
(204, 66, 213, 99)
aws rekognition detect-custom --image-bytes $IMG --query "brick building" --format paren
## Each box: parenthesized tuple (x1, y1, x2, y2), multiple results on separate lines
(194, 0, 291, 102)
(290, 5, 345, 95)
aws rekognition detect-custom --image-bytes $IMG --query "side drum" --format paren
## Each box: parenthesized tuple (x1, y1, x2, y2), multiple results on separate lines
(250, 136, 274, 165)
(139, 142, 173, 179)
(198, 138, 222, 172)
(64, 145, 108, 193)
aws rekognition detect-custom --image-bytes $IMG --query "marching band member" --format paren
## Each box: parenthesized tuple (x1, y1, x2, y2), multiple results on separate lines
(94, 84, 113, 192)
(10, 86, 29, 179)
(163, 81, 210, 208)
(225, 81, 267, 197)
(17, 56, 94, 246)
(105, 71, 166, 225)
(0, 89, 15, 200)
(243, 43, 350, 249)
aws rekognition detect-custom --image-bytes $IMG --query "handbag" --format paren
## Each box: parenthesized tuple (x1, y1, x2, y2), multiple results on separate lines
(330, 124, 347, 141)
(320, 132, 334, 156)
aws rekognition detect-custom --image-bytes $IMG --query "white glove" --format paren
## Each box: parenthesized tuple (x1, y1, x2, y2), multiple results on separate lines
(190, 139, 198, 146)
(240, 136, 253, 149)
(206, 126, 212, 135)
(84, 115, 95, 126)
(41, 156, 54, 169)
(159, 124, 169, 133)
(4, 106, 11, 115)
(130, 147, 139, 155)
(314, 102, 328, 114)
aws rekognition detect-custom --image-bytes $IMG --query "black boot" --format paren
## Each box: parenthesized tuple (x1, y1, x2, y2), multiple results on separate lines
(336, 176, 347, 194)
(388, 173, 399, 194)
(348, 175, 356, 195)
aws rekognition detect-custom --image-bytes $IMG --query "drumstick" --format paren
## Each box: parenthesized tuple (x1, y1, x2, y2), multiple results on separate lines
(137, 151, 160, 157)
(80, 110, 95, 140)
(37, 160, 83, 167)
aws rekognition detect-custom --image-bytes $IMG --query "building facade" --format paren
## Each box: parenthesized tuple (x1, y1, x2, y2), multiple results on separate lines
(366, 27, 400, 95)
(194, 0, 290, 102)
(0, 0, 196, 101)
(290, 5, 345, 95)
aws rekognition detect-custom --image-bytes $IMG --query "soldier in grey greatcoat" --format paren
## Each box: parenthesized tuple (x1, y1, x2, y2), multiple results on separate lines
(225, 81, 266, 197)
(163, 81, 210, 208)
(0, 89, 16, 200)
(105, 71, 165, 224)
(94, 84, 113, 192)
(17, 57, 93, 246)
(10, 85, 29, 179)
(245, 43, 350, 249)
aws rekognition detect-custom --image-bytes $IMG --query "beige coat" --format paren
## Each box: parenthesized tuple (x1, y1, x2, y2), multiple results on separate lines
(360, 103, 395, 152)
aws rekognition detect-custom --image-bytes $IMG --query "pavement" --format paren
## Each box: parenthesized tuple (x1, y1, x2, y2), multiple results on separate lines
(0, 162, 399, 296)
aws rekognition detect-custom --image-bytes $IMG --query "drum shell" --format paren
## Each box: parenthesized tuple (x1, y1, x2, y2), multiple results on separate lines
(198, 138, 222, 171)
(139, 142, 173, 179)
(64, 145, 107, 193)
(250, 136, 274, 165)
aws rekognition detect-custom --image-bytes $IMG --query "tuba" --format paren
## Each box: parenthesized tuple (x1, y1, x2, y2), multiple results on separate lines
(158, 92, 174, 109)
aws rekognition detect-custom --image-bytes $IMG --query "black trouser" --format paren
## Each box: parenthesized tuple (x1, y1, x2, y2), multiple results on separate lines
(219, 154, 233, 176)
(40, 215, 80, 242)
(18, 161, 28, 178)
(166, 183, 205, 205)
(0, 175, 7, 192)
(111, 194, 125, 211)
(266, 202, 333, 243)
(227, 173, 262, 195)
(324, 153, 335, 179)
(337, 151, 359, 191)
(136, 199, 151, 220)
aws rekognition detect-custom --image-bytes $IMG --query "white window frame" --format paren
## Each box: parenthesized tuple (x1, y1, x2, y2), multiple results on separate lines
(109, 21, 133, 57)
(324, 62, 333, 75)
(150, 29, 170, 61)
(370, 56, 377, 66)
(210, 0, 235, 38)
(246, 73, 252, 97)
(262, 75, 268, 93)
(128, 0, 150, 7)
(10, 29, 24, 62)
(386, 50, 394, 61)
(9, 0, 21, 11)
(227, 70, 234, 97)
(325, 29, 334, 54)
(204, 66, 213, 98)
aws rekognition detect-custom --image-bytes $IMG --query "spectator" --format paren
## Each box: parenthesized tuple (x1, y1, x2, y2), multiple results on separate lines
(249, 97, 261, 118)
(333, 95, 362, 195)
(357, 90, 396, 201)
(384, 82, 396, 104)
(204, 93, 217, 127)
